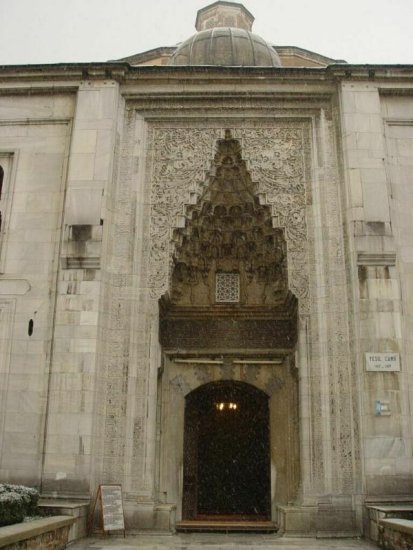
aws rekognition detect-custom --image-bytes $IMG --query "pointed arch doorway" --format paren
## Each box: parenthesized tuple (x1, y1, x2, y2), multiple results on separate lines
(182, 381, 271, 521)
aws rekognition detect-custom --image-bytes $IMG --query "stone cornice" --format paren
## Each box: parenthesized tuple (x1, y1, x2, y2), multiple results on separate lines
(111, 46, 175, 65)
(327, 63, 413, 80)
(0, 62, 412, 91)
(0, 63, 129, 83)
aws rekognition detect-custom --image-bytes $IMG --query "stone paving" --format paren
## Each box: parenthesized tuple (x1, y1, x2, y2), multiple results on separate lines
(69, 533, 378, 549)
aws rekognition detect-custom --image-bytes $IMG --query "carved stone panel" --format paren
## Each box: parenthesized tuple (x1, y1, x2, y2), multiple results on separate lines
(168, 131, 289, 309)
(160, 317, 297, 350)
(147, 123, 311, 312)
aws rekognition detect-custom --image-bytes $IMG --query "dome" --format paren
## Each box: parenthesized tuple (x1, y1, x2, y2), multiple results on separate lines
(169, 27, 281, 67)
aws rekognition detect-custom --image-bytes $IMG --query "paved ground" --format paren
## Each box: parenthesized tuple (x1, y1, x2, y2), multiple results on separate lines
(70, 533, 378, 549)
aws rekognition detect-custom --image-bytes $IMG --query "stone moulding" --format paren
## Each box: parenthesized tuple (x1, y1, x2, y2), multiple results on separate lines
(357, 252, 396, 266)
(0, 64, 412, 94)
(61, 257, 101, 269)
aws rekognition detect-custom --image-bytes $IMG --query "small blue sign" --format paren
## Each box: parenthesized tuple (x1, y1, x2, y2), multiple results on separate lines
(375, 400, 382, 416)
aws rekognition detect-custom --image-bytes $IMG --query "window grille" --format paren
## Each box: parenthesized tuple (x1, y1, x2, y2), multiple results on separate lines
(216, 272, 240, 303)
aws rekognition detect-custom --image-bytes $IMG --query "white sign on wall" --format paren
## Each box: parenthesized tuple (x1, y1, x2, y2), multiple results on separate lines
(365, 353, 400, 372)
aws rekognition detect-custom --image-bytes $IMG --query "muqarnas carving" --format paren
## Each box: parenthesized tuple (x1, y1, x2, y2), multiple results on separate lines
(170, 131, 289, 308)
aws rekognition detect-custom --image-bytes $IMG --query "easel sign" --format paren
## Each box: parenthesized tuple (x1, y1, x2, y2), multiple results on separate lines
(89, 484, 126, 537)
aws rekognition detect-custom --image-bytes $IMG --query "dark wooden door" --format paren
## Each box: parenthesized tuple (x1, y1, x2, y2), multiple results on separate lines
(182, 381, 271, 520)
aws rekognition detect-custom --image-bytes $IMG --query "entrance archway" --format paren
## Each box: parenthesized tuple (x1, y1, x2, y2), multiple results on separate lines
(158, 132, 300, 527)
(182, 381, 271, 520)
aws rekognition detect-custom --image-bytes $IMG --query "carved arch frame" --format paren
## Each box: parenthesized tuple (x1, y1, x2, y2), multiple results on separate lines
(160, 354, 299, 521)
(105, 107, 359, 527)
(144, 119, 310, 519)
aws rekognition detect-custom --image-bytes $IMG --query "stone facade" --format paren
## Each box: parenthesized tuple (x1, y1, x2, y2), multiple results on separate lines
(0, 1, 413, 537)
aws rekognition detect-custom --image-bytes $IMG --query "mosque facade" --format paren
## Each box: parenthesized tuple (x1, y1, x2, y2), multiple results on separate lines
(1, 1, 413, 536)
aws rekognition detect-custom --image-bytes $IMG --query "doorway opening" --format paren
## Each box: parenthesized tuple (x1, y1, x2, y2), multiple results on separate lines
(182, 380, 271, 521)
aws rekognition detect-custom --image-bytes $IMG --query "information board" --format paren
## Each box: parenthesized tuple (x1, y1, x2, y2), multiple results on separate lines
(100, 485, 125, 532)
(89, 484, 125, 536)
(365, 353, 400, 372)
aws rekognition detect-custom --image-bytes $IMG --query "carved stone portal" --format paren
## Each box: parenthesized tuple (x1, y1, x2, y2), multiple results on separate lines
(156, 129, 302, 516)
(159, 131, 298, 351)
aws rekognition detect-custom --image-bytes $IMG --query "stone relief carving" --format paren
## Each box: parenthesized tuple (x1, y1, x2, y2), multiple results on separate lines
(148, 128, 220, 297)
(168, 132, 289, 308)
(219, 360, 235, 380)
(169, 360, 287, 397)
(235, 128, 305, 194)
(147, 125, 310, 312)
(193, 364, 214, 386)
(170, 374, 192, 396)
(264, 376, 286, 395)
(123, 115, 357, 499)
(240, 364, 261, 385)
(237, 128, 310, 310)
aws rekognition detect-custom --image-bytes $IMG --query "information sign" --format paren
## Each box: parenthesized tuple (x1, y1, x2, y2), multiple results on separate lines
(89, 484, 125, 537)
(365, 353, 400, 372)
(100, 485, 125, 532)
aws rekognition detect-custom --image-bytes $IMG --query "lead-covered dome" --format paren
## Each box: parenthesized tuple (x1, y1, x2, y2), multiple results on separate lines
(169, 27, 281, 67)
(168, 1, 281, 67)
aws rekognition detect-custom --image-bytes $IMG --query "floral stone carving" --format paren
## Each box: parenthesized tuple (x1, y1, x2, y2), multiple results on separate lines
(147, 124, 310, 312)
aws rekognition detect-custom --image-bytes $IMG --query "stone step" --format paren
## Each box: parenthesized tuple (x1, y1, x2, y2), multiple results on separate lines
(176, 520, 278, 533)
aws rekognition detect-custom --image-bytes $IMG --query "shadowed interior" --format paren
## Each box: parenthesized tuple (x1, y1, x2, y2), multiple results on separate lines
(183, 381, 271, 519)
